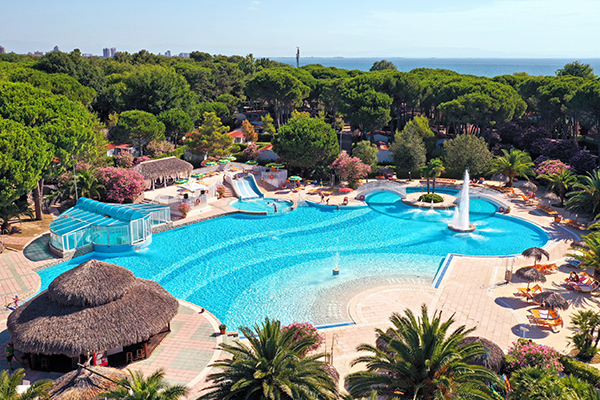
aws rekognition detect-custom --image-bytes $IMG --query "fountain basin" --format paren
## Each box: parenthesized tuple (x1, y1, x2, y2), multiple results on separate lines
(448, 223, 476, 232)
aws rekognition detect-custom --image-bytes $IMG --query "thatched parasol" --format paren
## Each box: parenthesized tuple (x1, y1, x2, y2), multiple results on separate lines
(7, 259, 179, 357)
(515, 266, 547, 289)
(571, 240, 589, 250)
(132, 156, 193, 181)
(49, 366, 125, 400)
(522, 247, 549, 266)
(375, 328, 400, 356)
(532, 292, 569, 310)
(320, 364, 340, 387)
(460, 336, 506, 374)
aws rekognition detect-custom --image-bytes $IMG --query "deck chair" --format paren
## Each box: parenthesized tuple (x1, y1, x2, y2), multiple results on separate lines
(516, 284, 543, 301)
(569, 273, 600, 293)
(534, 263, 557, 274)
(529, 308, 563, 332)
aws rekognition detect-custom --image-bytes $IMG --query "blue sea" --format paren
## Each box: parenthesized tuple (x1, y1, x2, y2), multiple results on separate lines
(271, 57, 600, 77)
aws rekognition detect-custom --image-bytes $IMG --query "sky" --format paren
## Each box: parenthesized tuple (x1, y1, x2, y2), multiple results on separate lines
(1, 0, 600, 58)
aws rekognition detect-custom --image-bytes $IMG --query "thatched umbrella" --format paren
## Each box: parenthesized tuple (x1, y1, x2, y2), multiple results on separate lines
(375, 328, 399, 356)
(571, 239, 589, 250)
(522, 247, 549, 266)
(132, 156, 193, 189)
(515, 266, 547, 289)
(460, 336, 506, 374)
(532, 292, 569, 310)
(320, 364, 340, 388)
(49, 366, 126, 400)
(7, 259, 179, 358)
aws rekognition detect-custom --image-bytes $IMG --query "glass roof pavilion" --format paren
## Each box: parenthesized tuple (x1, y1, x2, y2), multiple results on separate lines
(49, 197, 170, 255)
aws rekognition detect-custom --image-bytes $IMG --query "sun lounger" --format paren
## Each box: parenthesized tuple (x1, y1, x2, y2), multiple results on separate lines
(529, 308, 563, 332)
(567, 273, 600, 293)
(516, 284, 543, 301)
(536, 205, 559, 216)
(562, 219, 586, 230)
(534, 263, 557, 274)
(566, 258, 583, 268)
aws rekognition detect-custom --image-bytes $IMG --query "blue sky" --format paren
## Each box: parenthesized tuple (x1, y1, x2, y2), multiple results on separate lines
(2, 0, 599, 58)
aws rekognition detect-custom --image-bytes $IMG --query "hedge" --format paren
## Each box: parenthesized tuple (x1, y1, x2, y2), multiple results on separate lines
(560, 356, 600, 388)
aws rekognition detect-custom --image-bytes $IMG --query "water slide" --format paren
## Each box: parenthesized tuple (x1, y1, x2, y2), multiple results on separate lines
(232, 176, 263, 200)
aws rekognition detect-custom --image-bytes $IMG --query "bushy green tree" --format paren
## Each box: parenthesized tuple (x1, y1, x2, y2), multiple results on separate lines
(241, 119, 257, 143)
(339, 77, 392, 134)
(352, 141, 379, 171)
(186, 112, 232, 158)
(369, 60, 397, 72)
(199, 318, 337, 400)
(390, 129, 426, 178)
(442, 134, 493, 178)
(556, 61, 596, 79)
(157, 108, 193, 146)
(401, 115, 437, 158)
(273, 115, 339, 170)
(345, 305, 501, 400)
(112, 110, 165, 156)
(261, 113, 277, 135)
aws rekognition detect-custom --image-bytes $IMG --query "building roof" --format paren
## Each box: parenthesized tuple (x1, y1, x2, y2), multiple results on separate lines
(7, 259, 179, 357)
(227, 130, 244, 139)
(132, 156, 193, 180)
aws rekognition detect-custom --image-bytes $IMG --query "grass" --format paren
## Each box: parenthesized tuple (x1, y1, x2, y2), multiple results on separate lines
(3, 210, 53, 251)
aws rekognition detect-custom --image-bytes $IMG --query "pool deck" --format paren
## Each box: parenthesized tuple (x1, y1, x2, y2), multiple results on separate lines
(0, 180, 596, 397)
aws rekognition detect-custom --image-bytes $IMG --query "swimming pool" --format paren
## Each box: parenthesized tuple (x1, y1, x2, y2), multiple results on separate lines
(38, 191, 548, 329)
(231, 197, 294, 214)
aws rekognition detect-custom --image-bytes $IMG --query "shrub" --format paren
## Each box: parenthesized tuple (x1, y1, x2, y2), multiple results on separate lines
(509, 367, 567, 399)
(114, 152, 134, 168)
(243, 143, 259, 161)
(331, 151, 371, 188)
(418, 193, 443, 203)
(96, 167, 146, 203)
(561, 356, 600, 388)
(535, 159, 571, 176)
(281, 321, 324, 356)
(570, 150, 597, 175)
(216, 184, 226, 197)
(146, 140, 175, 157)
(177, 202, 191, 215)
(506, 339, 563, 373)
(133, 156, 150, 166)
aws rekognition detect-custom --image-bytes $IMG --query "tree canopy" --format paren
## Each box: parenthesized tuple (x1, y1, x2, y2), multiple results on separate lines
(112, 110, 165, 155)
(186, 112, 232, 158)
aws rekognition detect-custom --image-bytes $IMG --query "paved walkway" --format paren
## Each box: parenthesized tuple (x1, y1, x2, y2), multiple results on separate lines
(0, 181, 592, 398)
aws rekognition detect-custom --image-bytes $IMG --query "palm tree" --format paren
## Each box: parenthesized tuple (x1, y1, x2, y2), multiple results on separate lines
(101, 369, 188, 400)
(0, 368, 53, 400)
(538, 168, 577, 207)
(566, 170, 600, 217)
(569, 232, 600, 280)
(76, 169, 104, 200)
(345, 304, 502, 400)
(420, 165, 431, 194)
(198, 318, 337, 400)
(428, 158, 445, 195)
(490, 148, 535, 187)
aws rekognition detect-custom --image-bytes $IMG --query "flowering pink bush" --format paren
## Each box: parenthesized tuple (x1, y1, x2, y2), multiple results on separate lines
(115, 152, 134, 168)
(243, 143, 259, 161)
(535, 159, 571, 176)
(96, 167, 146, 203)
(331, 151, 371, 188)
(282, 322, 324, 356)
(216, 184, 226, 197)
(134, 156, 151, 166)
(507, 340, 563, 372)
(177, 202, 191, 215)
(146, 140, 175, 157)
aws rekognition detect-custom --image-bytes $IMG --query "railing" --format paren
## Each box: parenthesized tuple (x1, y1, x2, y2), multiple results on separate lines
(356, 180, 407, 198)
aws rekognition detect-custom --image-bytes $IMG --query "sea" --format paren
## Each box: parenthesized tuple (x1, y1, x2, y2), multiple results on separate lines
(270, 57, 600, 78)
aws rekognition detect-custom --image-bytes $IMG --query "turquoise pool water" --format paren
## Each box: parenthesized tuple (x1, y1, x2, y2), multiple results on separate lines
(231, 197, 294, 214)
(38, 191, 548, 329)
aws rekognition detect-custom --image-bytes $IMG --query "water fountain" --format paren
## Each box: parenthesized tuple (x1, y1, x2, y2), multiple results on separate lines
(448, 170, 476, 232)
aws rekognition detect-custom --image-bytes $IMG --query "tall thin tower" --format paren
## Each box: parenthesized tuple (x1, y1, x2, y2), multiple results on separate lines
(296, 47, 300, 68)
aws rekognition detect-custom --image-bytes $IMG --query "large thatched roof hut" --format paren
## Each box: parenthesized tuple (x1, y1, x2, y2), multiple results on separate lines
(133, 156, 193, 190)
(49, 366, 126, 400)
(7, 259, 178, 372)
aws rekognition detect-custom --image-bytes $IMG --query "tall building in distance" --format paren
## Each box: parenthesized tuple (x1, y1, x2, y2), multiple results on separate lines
(53, 45, 61, 52)
(165, 50, 171, 57)
(0, 45, 6, 54)
(103, 48, 117, 58)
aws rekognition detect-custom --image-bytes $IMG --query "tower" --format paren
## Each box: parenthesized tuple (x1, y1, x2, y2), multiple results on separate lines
(296, 47, 300, 68)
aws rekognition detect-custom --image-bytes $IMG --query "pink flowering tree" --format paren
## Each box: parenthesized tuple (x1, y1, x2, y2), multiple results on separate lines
(281, 322, 324, 357)
(535, 159, 571, 176)
(114, 152, 134, 168)
(507, 340, 563, 373)
(331, 151, 371, 188)
(243, 143, 260, 161)
(96, 167, 146, 203)
(146, 140, 175, 158)
(133, 156, 151, 166)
